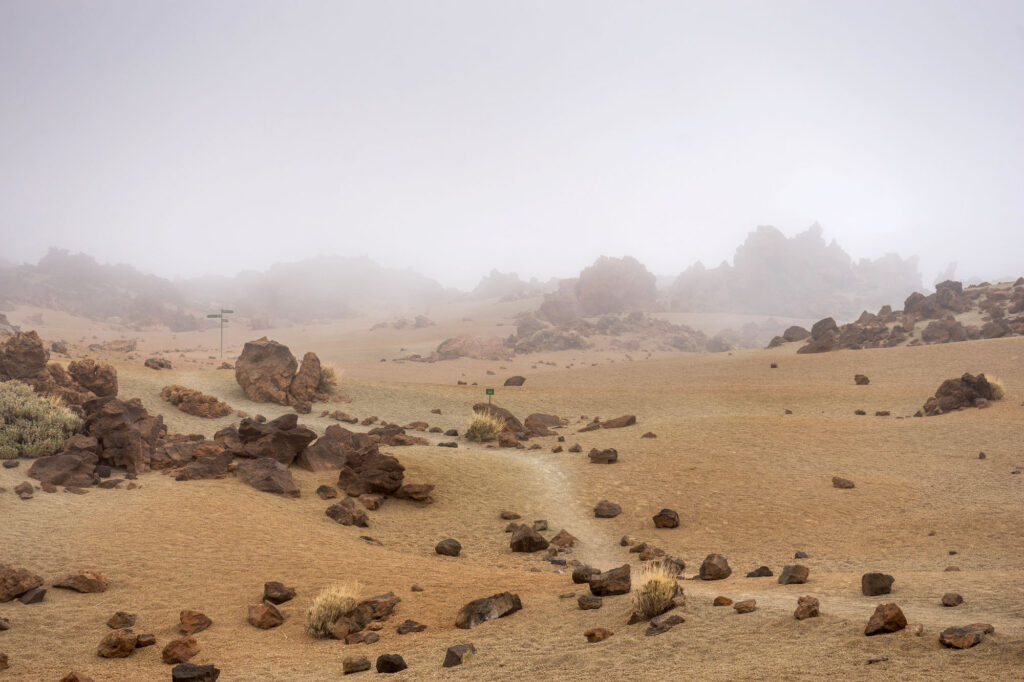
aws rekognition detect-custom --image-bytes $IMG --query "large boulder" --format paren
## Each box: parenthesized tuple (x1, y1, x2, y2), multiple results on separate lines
(174, 447, 233, 481)
(66, 359, 118, 398)
(454, 592, 522, 629)
(864, 603, 907, 635)
(510, 525, 549, 553)
(337, 450, 405, 496)
(922, 372, 1000, 416)
(576, 256, 657, 316)
(589, 565, 631, 596)
(27, 452, 97, 487)
(699, 554, 732, 580)
(295, 434, 349, 472)
(0, 330, 48, 379)
(82, 397, 166, 474)
(289, 352, 324, 405)
(0, 564, 44, 602)
(235, 458, 300, 497)
(234, 337, 297, 405)
(235, 415, 317, 465)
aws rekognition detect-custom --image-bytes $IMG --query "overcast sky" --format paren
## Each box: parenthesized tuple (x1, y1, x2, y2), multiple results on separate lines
(1, 1, 1022, 289)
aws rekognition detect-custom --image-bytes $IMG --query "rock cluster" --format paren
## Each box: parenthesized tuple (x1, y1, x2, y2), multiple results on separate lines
(161, 385, 232, 418)
(0, 331, 117, 405)
(920, 373, 1001, 416)
(235, 337, 328, 412)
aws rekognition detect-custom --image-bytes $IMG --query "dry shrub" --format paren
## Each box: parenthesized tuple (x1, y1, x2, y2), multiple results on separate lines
(632, 560, 680, 619)
(305, 583, 359, 638)
(318, 364, 341, 394)
(985, 374, 1005, 400)
(0, 380, 81, 459)
(465, 411, 505, 442)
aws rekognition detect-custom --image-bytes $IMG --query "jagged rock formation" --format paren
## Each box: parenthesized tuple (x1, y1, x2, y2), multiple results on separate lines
(0, 330, 118, 405)
(234, 338, 328, 412)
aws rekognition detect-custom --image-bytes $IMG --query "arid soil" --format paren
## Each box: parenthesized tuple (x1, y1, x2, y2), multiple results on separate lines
(1, 303, 1023, 680)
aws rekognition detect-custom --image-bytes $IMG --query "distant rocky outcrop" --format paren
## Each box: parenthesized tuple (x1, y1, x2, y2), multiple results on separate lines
(668, 225, 922, 319)
(235, 338, 328, 412)
(780, 279, 1024, 353)
(402, 336, 512, 362)
(919, 373, 1002, 416)
(537, 256, 657, 324)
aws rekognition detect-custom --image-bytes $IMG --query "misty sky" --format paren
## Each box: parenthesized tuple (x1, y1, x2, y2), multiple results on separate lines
(1, 1, 1023, 289)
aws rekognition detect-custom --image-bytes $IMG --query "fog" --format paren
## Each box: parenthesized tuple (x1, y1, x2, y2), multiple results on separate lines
(2, 1, 1023, 289)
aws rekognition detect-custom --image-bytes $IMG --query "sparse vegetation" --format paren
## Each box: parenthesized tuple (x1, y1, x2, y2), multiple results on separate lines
(632, 560, 681, 619)
(305, 583, 358, 638)
(465, 411, 506, 442)
(318, 364, 340, 394)
(0, 380, 81, 459)
(986, 374, 1005, 400)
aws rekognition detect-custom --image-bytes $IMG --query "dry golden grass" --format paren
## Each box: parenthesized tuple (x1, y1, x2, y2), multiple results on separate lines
(632, 560, 680, 618)
(1, 302, 1023, 680)
(304, 583, 358, 638)
(464, 411, 505, 442)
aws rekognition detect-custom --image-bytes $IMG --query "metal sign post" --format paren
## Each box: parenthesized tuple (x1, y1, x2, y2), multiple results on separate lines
(206, 309, 234, 359)
(485, 387, 494, 405)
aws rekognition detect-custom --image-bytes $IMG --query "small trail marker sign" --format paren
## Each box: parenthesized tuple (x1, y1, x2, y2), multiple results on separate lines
(485, 387, 494, 404)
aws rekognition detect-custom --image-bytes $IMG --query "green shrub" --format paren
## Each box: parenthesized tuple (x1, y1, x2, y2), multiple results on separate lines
(632, 560, 681, 619)
(464, 411, 505, 442)
(305, 583, 358, 638)
(0, 380, 81, 459)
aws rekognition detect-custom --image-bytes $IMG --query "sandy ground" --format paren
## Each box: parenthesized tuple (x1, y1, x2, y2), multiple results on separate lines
(1, 303, 1023, 680)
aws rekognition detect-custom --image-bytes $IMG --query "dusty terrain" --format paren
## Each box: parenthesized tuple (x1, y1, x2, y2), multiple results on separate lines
(2, 302, 1023, 680)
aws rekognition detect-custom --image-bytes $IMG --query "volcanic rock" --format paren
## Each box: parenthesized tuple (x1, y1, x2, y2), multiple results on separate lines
(778, 565, 809, 585)
(162, 636, 199, 664)
(435, 538, 462, 557)
(442, 643, 476, 668)
(653, 509, 679, 528)
(861, 573, 894, 596)
(699, 554, 732, 580)
(864, 603, 907, 635)
(97, 629, 137, 658)
(235, 457, 300, 497)
(455, 592, 522, 629)
(794, 595, 820, 620)
(589, 565, 630, 596)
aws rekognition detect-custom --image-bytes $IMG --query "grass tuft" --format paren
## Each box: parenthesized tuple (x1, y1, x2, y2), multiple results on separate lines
(465, 411, 506, 442)
(305, 583, 359, 638)
(632, 560, 681, 619)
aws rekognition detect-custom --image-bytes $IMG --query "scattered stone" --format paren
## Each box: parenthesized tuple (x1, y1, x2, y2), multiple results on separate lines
(794, 595, 820, 620)
(325, 497, 370, 527)
(500, 510, 521, 520)
(854, 374, 870, 385)
(578, 595, 603, 610)
(410, 584, 423, 592)
(794, 551, 808, 559)
(510, 525, 549, 553)
(585, 627, 614, 642)
(179, 610, 212, 635)
(97, 629, 138, 658)
(854, 410, 866, 416)
(1, 460, 18, 468)
(247, 602, 284, 629)
(778, 565, 809, 585)
(263, 581, 295, 605)
(59, 673, 94, 682)
(589, 565, 631, 596)
(435, 538, 462, 557)
(645, 613, 684, 636)
(235, 457, 300, 497)
(746, 566, 773, 578)
(135, 634, 156, 648)
(620, 535, 639, 547)
(568, 443, 582, 453)
(939, 626, 985, 649)
(641, 432, 657, 438)
(0, 564, 43, 602)
(594, 500, 621, 518)
(588, 448, 618, 464)
(601, 415, 636, 429)
(652, 509, 680, 528)
(864, 603, 907, 635)
(343, 656, 371, 674)
(867, 655, 888, 665)
(699, 554, 731, 580)
(455, 592, 522, 629)
(503, 375, 525, 386)
(442, 643, 476, 668)
(572, 565, 599, 584)
(396, 619, 427, 634)
(0, 617, 9, 630)
(106, 611, 136, 629)
(861, 573, 895, 596)
(532, 519, 548, 532)
(54, 570, 108, 593)
(905, 624, 924, 636)
(14, 482, 33, 499)
(315, 485, 338, 500)
(713, 596, 733, 606)
(550, 529, 577, 548)
(978, 451, 986, 459)
(941, 592, 963, 607)
(832, 477, 855, 489)
(163, 635, 200, 664)
(375, 654, 408, 674)
(171, 663, 221, 681)
(733, 599, 757, 613)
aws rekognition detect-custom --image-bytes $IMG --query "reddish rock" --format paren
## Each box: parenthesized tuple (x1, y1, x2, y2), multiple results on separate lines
(594, 500, 622, 518)
(550, 529, 577, 548)
(235, 458, 300, 497)
(263, 581, 296, 605)
(435, 538, 462, 557)
(941, 592, 964, 607)
(653, 509, 679, 528)
(588, 448, 618, 464)
(315, 484, 338, 500)
(247, 602, 284, 629)
(939, 626, 985, 649)
(162, 636, 199, 664)
(601, 415, 636, 429)
(235, 337, 298, 405)
(27, 452, 97, 487)
(699, 554, 732, 580)
(394, 483, 434, 502)
(733, 599, 757, 613)
(864, 603, 907, 635)
(179, 610, 212, 635)
(794, 596, 820, 620)
(584, 627, 613, 643)
(160, 385, 232, 418)
(0, 564, 43, 602)
(325, 497, 370, 527)
(713, 596, 733, 606)
(510, 525, 549, 553)
(777, 565, 809, 585)
(861, 573, 894, 596)
(589, 565, 631, 596)
(107, 612, 136, 629)
(54, 570, 108, 593)
(97, 629, 137, 658)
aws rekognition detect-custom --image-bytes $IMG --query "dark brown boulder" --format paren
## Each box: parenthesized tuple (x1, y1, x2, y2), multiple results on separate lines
(263, 581, 296, 605)
(171, 663, 221, 681)
(588, 448, 618, 464)
(145, 358, 172, 370)
(315, 484, 338, 500)
(854, 374, 870, 385)
(27, 452, 97, 487)
(653, 509, 679, 528)
(235, 458, 300, 497)
(97, 629, 137, 658)
(236, 415, 317, 466)
(295, 435, 348, 472)
(454, 592, 522, 629)
(289, 352, 324, 406)
(503, 376, 525, 387)
(733, 599, 757, 613)
(375, 654, 408, 673)
(247, 602, 284, 629)
(67, 359, 118, 398)
(107, 612, 136, 629)
(395, 619, 426, 634)
(0, 330, 49, 379)
(337, 450, 404, 496)
(435, 538, 462, 557)
(594, 500, 622, 518)
(325, 497, 369, 527)
(235, 337, 298, 405)
(941, 592, 963, 607)
(578, 594, 603, 610)
(442, 643, 476, 668)
(922, 372, 1000, 416)
(777, 565, 809, 585)
(783, 325, 811, 342)
(699, 554, 732, 580)
(394, 483, 434, 502)
(939, 626, 985, 649)
(832, 477, 855, 489)
(82, 396, 166, 473)
(589, 565, 630, 596)
(601, 415, 636, 429)
(0, 564, 44, 602)
(864, 603, 907, 635)
(510, 525, 549, 553)
(524, 413, 564, 437)
(861, 573, 894, 596)
(572, 565, 599, 584)
(794, 595, 820, 620)
(174, 448, 233, 481)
